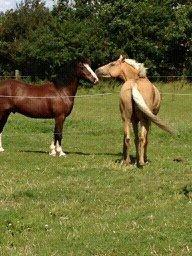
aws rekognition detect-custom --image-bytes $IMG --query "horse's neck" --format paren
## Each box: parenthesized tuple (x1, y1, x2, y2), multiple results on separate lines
(60, 78, 79, 98)
(122, 64, 139, 81)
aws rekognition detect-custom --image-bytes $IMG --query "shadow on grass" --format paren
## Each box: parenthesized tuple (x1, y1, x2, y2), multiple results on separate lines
(18, 149, 148, 168)
(19, 149, 122, 157)
(115, 155, 137, 164)
(19, 150, 48, 154)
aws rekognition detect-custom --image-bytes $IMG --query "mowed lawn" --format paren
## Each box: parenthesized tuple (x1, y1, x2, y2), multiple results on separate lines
(0, 82, 191, 255)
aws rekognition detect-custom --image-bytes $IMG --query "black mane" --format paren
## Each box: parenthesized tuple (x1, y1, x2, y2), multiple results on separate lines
(51, 61, 77, 86)
(51, 58, 91, 86)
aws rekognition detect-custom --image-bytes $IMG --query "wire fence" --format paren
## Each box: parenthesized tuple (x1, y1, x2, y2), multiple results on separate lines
(0, 75, 191, 151)
(0, 91, 192, 99)
(0, 75, 192, 82)
(1, 90, 192, 128)
(0, 89, 191, 156)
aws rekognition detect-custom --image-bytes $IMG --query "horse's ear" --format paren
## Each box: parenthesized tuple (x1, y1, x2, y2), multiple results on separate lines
(119, 55, 126, 62)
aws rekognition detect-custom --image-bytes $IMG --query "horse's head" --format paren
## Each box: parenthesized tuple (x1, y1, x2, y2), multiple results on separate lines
(76, 61, 99, 84)
(95, 55, 147, 81)
(95, 55, 126, 81)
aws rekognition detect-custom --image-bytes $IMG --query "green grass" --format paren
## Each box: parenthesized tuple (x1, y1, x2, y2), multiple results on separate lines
(0, 82, 192, 255)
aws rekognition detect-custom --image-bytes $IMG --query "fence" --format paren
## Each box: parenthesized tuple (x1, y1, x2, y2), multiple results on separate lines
(0, 73, 191, 146)
(0, 85, 191, 155)
(0, 71, 192, 82)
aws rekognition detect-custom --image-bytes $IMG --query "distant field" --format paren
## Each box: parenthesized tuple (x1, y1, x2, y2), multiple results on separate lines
(0, 82, 192, 255)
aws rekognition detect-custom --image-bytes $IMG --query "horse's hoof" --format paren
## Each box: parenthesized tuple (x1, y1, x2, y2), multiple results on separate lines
(49, 151, 56, 156)
(120, 160, 131, 166)
(0, 147, 4, 153)
(138, 162, 147, 168)
(58, 152, 66, 157)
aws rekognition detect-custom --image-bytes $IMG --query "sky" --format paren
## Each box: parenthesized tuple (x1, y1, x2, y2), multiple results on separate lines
(0, 0, 54, 13)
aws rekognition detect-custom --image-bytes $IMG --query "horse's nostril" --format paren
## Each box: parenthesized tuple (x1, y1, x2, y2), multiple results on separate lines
(94, 77, 99, 84)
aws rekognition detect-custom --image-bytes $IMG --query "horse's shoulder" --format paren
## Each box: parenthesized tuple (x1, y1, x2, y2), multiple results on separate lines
(122, 79, 134, 88)
(120, 80, 133, 102)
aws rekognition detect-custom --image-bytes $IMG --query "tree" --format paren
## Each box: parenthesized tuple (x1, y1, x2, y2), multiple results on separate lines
(0, 0, 191, 78)
(0, 0, 52, 74)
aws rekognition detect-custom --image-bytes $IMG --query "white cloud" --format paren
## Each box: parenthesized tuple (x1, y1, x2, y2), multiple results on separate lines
(44, 0, 54, 9)
(0, 0, 16, 12)
(0, 0, 54, 13)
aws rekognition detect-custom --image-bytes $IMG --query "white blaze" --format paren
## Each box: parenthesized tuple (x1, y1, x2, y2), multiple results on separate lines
(83, 64, 99, 83)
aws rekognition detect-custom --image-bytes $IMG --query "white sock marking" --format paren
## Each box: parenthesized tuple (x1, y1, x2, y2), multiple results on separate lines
(55, 141, 66, 157)
(0, 133, 4, 152)
(49, 141, 56, 156)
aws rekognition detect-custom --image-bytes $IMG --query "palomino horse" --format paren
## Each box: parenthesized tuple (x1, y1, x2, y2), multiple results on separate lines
(96, 55, 172, 166)
(0, 60, 98, 156)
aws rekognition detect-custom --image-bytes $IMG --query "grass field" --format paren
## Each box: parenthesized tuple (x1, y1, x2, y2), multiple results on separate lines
(0, 81, 192, 255)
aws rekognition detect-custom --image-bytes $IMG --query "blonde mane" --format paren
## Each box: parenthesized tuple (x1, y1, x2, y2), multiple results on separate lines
(124, 58, 147, 77)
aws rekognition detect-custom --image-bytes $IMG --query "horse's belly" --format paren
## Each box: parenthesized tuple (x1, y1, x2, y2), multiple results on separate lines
(14, 100, 54, 118)
(16, 109, 54, 118)
(17, 110, 54, 118)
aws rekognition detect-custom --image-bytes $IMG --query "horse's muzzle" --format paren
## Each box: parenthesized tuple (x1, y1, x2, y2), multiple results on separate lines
(95, 68, 110, 78)
(94, 77, 99, 84)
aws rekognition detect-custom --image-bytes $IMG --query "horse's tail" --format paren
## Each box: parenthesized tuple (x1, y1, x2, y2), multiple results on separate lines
(131, 83, 174, 134)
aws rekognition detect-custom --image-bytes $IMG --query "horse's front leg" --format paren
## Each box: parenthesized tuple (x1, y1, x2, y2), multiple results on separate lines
(49, 115, 66, 157)
(0, 133, 4, 152)
(49, 140, 57, 156)
(0, 111, 10, 153)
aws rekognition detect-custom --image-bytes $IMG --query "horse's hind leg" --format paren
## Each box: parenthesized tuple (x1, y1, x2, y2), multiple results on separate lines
(122, 119, 131, 165)
(138, 120, 150, 166)
(0, 111, 10, 152)
(144, 120, 151, 163)
(132, 121, 139, 165)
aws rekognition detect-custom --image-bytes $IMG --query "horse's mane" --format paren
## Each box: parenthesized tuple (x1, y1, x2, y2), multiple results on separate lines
(124, 58, 147, 77)
(51, 62, 77, 86)
(52, 58, 91, 86)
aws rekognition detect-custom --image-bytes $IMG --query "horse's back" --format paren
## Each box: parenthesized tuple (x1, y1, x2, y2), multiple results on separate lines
(0, 79, 52, 95)
(0, 79, 13, 92)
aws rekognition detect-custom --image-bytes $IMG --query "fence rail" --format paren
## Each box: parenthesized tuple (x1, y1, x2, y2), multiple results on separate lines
(0, 75, 192, 78)
(0, 92, 191, 99)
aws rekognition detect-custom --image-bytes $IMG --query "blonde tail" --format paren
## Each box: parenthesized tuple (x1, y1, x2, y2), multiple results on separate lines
(132, 84, 173, 134)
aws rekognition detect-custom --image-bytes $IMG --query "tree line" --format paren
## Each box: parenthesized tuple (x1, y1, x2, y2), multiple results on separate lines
(0, 0, 191, 80)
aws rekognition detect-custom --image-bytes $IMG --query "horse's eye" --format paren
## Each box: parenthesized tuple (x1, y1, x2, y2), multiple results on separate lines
(110, 63, 115, 67)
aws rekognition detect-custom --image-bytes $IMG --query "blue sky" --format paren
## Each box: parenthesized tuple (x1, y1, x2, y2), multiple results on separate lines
(0, 0, 54, 12)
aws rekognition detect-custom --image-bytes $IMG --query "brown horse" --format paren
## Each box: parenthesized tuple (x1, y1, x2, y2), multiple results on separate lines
(96, 55, 172, 166)
(0, 60, 98, 156)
